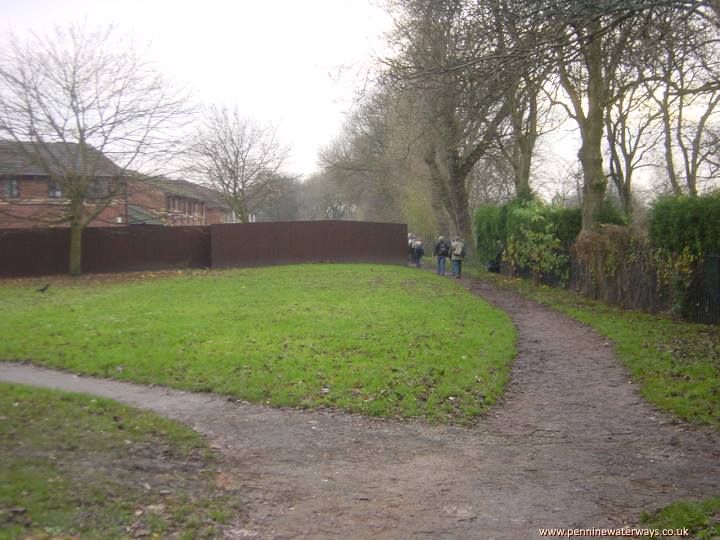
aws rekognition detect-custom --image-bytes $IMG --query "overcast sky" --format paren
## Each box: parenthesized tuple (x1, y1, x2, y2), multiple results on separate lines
(2, 0, 393, 177)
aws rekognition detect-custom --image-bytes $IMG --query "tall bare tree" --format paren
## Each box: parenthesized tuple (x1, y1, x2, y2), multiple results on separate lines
(320, 90, 404, 223)
(605, 71, 662, 215)
(645, 10, 720, 195)
(384, 0, 515, 242)
(187, 105, 290, 223)
(0, 23, 190, 275)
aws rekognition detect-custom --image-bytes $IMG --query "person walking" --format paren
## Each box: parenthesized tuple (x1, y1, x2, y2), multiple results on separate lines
(450, 236, 466, 279)
(412, 240, 425, 268)
(433, 235, 450, 276)
(407, 233, 417, 265)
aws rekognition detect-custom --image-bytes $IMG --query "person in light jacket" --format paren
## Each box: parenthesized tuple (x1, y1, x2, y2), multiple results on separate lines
(450, 236, 466, 279)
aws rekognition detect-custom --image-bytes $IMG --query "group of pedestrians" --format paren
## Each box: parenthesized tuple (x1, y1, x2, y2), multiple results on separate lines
(408, 233, 466, 279)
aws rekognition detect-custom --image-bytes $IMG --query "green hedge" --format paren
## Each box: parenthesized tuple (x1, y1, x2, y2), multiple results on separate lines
(475, 200, 582, 263)
(475, 205, 503, 264)
(547, 207, 582, 252)
(595, 198, 627, 227)
(649, 194, 720, 256)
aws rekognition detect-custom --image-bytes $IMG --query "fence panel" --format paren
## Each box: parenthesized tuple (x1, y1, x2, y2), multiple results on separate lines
(210, 220, 407, 268)
(82, 226, 211, 273)
(0, 228, 70, 276)
(0, 220, 408, 277)
(690, 255, 720, 324)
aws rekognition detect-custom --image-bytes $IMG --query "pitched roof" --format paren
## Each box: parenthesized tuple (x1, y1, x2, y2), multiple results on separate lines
(0, 140, 122, 177)
(147, 177, 231, 210)
(127, 204, 164, 225)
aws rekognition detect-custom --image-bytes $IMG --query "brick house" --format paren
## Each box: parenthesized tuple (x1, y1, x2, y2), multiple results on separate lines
(126, 176, 234, 226)
(0, 141, 233, 228)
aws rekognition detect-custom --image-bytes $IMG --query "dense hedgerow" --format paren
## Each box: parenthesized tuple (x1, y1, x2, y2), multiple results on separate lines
(649, 194, 720, 256)
(475, 199, 582, 265)
(475, 205, 504, 265)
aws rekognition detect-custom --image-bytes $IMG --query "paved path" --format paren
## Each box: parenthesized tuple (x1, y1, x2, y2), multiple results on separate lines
(1, 277, 718, 539)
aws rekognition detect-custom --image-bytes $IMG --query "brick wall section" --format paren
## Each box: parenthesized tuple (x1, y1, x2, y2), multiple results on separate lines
(0, 221, 408, 277)
(206, 207, 231, 225)
(0, 176, 127, 228)
(0, 176, 227, 228)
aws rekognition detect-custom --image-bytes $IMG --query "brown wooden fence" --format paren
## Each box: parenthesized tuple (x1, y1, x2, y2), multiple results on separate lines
(0, 220, 407, 277)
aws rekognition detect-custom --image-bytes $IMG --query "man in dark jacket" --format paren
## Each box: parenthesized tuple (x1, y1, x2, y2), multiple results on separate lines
(433, 236, 450, 276)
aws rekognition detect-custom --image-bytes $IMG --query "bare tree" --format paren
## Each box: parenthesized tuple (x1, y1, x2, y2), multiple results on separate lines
(187, 105, 290, 223)
(253, 173, 303, 221)
(644, 11, 720, 195)
(0, 23, 190, 275)
(605, 73, 662, 215)
(299, 173, 356, 220)
(319, 90, 404, 223)
(383, 0, 515, 242)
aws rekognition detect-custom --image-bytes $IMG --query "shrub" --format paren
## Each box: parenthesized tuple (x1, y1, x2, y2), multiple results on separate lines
(547, 206, 582, 252)
(647, 194, 720, 321)
(571, 226, 664, 310)
(594, 198, 627, 226)
(649, 194, 720, 256)
(475, 205, 503, 264)
(503, 199, 570, 283)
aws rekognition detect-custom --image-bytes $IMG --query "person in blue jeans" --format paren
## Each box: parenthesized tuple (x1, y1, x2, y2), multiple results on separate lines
(433, 236, 450, 275)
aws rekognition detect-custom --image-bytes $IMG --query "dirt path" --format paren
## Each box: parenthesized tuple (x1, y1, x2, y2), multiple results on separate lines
(1, 276, 718, 539)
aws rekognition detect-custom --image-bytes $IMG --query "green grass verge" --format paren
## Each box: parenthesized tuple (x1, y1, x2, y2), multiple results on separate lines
(640, 498, 720, 539)
(467, 269, 719, 431)
(0, 264, 516, 425)
(0, 382, 240, 539)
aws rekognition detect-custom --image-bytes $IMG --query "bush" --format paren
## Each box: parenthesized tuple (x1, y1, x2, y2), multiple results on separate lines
(649, 194, 720, 256)
(475, 196, 623, 284)
(503, 199, 570, 283)
(547, 206, 582, 252)
(475, 205, 503, 264)
(475, 199, 580, 280)
(595, 198, 627, 226)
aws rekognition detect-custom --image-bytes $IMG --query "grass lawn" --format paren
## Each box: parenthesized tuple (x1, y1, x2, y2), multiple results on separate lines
(640, 498, 720, 539)
(0, 382, 240, 539)
(0, 264, 516, 425)
(467, 269, 720, 431)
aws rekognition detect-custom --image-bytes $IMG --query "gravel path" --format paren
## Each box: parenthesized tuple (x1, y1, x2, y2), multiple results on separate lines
(1, 276, 718, 539)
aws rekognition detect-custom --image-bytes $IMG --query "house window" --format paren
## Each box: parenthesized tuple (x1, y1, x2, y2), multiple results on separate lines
(86, 178, 108, 200)
(48, 180, 63, 198)
(2, 178, 19, 198)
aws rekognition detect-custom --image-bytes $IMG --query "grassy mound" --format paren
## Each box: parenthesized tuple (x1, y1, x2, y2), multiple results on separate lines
(0, 264, 516, 425)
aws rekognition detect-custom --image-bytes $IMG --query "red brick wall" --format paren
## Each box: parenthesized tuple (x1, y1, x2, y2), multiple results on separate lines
(206, 207, 233, 225)
(0, 177, 125, 228)
(1, 176, 230, 228)
(127, 180, 207, 226)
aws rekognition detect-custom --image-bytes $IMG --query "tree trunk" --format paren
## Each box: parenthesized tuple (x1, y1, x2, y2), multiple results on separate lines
(513, 137, 533, 200)
(69, 220, 83, 276)
(448, 173, 473, 242)
(424, 146, 457, 231)
(578, 26, 609, 231)
(578, 125, 607, 230)
(68, 197, 85, 276)
(660, 91, 683, 196)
